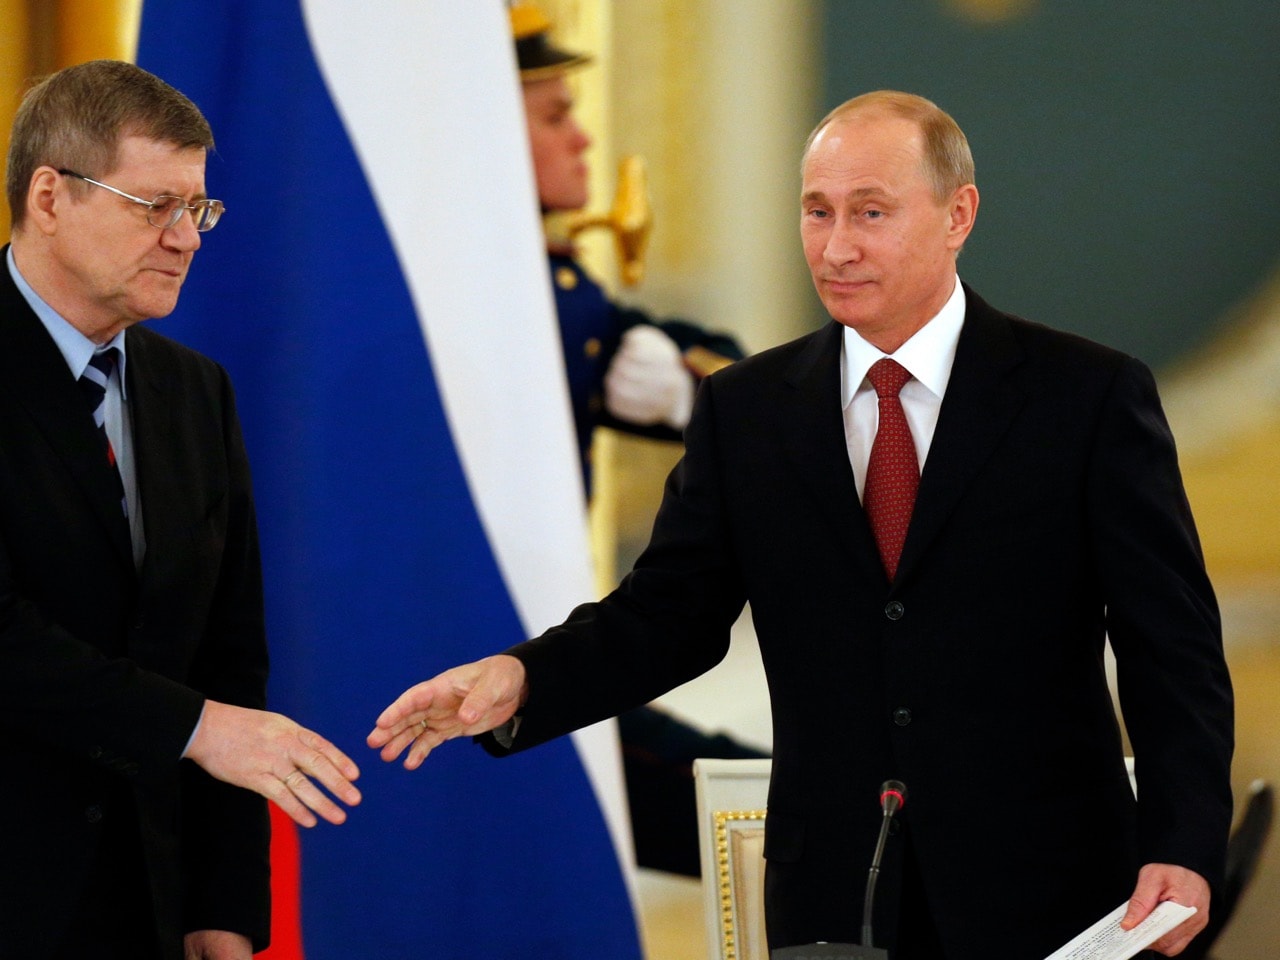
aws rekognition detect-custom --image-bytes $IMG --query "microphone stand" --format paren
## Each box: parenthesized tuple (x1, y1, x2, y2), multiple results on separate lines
(770, 781, 906, 960)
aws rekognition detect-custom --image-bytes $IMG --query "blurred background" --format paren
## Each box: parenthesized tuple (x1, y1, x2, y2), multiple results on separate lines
(3, 1, 1275, 956)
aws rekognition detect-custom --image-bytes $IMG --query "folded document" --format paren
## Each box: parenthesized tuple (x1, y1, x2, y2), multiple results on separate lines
(1044, 901, 1196, 960)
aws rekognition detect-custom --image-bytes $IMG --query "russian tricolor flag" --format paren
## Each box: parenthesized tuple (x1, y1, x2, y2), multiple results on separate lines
(137, 2, 640, 956)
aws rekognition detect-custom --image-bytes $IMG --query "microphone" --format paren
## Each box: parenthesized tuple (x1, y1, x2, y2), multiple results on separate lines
(862, 781, 907, 948)
(771, 780, 906, 960)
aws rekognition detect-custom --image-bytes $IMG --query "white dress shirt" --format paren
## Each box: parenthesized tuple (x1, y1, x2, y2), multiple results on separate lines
(840, 277, 966, 499)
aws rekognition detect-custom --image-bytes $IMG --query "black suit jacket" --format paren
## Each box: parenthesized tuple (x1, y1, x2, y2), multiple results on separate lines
(495, 286, 1234, 959)
(0, 250, 270, 958)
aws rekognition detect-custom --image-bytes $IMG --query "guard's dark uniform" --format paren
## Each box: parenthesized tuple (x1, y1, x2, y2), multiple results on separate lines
(550, 249, 742, 491)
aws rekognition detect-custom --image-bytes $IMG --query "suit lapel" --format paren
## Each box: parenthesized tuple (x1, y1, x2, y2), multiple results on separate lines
(0, 267, 134, 567)
(125, 328, 178, 583)
(781, 322, 885, 583)
(896, 287, 1026, 580)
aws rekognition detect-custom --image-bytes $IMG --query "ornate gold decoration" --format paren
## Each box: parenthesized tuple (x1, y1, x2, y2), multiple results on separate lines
(569, 154, 652, 287)
(714, 808, 767, 960)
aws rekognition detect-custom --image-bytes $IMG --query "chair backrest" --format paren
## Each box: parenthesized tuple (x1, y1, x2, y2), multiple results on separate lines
(694, 757, 773, 960)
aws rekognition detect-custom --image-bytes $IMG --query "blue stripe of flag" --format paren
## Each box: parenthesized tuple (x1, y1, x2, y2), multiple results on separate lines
(137, 2, 639, 956)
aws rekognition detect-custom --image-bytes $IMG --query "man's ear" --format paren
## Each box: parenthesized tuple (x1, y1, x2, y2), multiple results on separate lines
(25, 167, 65, 236)
(946, 183, 979, 251)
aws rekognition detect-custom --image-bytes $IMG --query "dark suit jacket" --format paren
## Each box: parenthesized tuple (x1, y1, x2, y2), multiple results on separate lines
(494, 286, 1234, 959)
(0, 250, 270, 959)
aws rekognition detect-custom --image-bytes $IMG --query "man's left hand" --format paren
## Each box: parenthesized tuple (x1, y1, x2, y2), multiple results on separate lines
(1120, 863, 1211, 956)
(184, 929, 252, 960)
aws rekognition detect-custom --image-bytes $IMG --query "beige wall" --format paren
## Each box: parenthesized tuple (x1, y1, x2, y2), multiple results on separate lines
(605, 1, 819, 353)
(0, 0, 141, 238)
(1162, 266, 1280, 622)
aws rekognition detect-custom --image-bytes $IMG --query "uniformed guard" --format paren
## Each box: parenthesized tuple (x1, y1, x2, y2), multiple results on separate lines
(511, 0, 742, 493)
(510, 1, 764, 878)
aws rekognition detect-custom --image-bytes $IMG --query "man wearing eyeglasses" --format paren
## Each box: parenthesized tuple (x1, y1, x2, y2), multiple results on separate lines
(0, 60, 361, 960)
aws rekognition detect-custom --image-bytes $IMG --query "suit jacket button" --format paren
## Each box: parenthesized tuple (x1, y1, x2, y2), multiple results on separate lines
(884, 600, 905, 620)
(85, 804, 104, 823)
(892, 707, 912, 726)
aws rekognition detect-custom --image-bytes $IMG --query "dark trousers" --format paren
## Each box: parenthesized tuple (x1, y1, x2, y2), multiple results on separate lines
(893, 838, 946, 959)
(56, 809, 159, 960)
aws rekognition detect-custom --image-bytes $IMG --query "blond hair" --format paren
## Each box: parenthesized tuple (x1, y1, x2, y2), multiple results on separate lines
(803, 90, 974, 201)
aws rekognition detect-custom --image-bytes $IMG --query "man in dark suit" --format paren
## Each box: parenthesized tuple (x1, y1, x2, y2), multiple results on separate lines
(1, 60, 362, 960)
(368, 91, 1233, 959)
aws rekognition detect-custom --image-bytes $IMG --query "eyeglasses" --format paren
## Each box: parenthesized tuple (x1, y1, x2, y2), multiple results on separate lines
(57, 169, 225, 233)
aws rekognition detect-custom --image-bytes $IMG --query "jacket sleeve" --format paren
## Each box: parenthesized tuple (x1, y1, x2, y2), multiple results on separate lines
(177, 364, 271, 948)
(1090, 355, 1234, 891)
(485, 373, 748, 754)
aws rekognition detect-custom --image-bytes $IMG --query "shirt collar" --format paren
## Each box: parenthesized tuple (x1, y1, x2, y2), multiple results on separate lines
(7, 246, 129, 396)
(841, 275, 965, 408)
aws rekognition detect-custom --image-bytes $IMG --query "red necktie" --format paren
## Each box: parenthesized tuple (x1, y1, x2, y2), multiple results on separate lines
(864, 358, 918, 580)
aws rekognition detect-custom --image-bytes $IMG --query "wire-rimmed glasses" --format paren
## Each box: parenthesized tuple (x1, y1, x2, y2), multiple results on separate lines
(57, 169, 225, 233)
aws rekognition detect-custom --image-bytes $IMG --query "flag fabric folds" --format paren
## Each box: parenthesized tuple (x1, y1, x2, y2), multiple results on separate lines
(136, 2, 640, 956)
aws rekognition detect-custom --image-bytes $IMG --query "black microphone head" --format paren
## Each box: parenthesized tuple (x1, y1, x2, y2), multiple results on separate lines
(879, 780, 906, 815)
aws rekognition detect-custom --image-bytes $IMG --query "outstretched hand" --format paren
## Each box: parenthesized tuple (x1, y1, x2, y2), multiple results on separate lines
(367, 655, 528, 770)
(185, 700, 362, 828)
(1120, 863, 1211, 956)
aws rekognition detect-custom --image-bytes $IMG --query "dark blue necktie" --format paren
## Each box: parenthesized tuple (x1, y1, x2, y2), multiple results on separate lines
(78, 348, 128, 519)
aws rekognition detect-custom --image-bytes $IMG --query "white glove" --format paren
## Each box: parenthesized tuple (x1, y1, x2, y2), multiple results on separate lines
(604, 325, 696, 429)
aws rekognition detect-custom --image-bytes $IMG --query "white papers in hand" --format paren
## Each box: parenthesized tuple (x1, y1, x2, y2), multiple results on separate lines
(1043, 900, 1196, 960)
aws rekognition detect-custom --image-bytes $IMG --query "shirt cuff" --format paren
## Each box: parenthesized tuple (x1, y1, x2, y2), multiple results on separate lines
(491, 713, 523, 749)
(180, 701, 207, 758)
